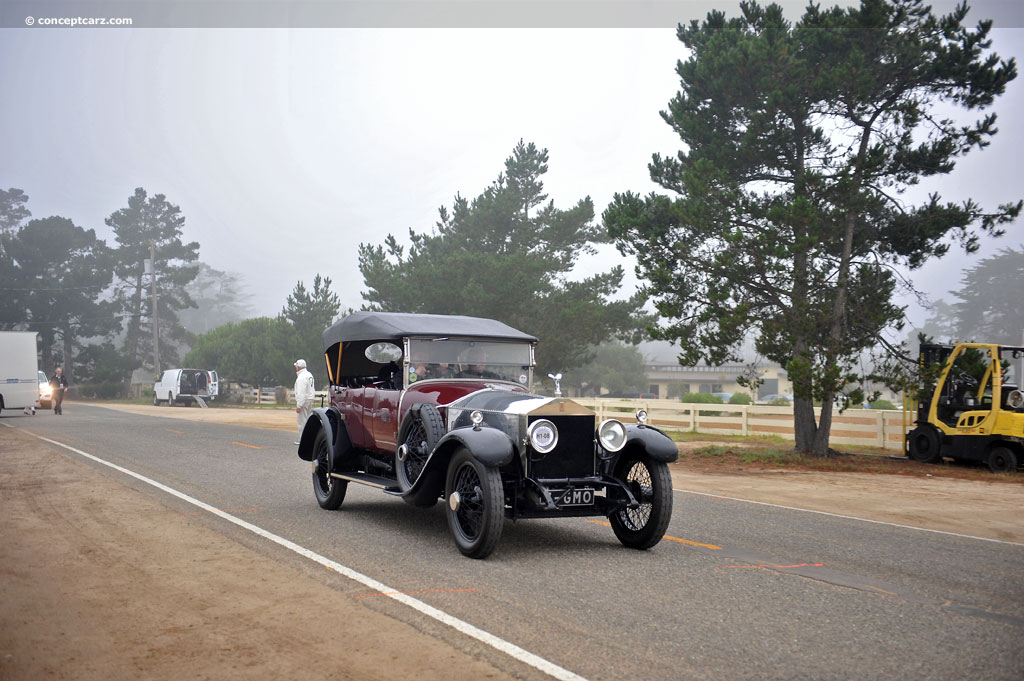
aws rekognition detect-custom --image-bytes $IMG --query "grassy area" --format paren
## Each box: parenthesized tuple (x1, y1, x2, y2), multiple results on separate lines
(674, 438, 1022, 483)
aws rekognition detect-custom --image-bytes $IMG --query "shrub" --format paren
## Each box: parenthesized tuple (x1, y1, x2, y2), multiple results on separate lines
(768, 397, 793, 406)
(869, 399, 897, 410)
(728, 393, 752, 405)
(75, 381, 123, 399)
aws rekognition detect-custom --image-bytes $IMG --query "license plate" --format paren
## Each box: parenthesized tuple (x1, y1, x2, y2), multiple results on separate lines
(558, 488, 595, 506)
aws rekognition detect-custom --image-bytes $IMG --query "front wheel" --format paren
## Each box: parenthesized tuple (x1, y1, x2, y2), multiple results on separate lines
(312, 429, 348, 509)
(445, 448, 504, 559)
(907, 426, 942, 464)
(610, 456, 673, 550)
(153, 393, 159, 406)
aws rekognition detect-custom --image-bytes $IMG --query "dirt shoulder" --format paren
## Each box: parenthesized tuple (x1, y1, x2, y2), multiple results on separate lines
(0, 425, 520, 681)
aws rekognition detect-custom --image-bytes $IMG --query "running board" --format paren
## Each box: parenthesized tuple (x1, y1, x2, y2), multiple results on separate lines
(329, 472, 401, 492)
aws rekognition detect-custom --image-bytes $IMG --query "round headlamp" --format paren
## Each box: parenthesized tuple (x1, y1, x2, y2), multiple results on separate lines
(635, 408, 648, 425)
(470, 410, 484, 427)
(527, 419, 558, 454)
(598, 419, 627, 452)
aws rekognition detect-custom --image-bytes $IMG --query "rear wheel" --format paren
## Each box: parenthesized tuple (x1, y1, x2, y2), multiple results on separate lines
(907, 426, 942, 464)
(312, 428, 347, 509)
(987, 446, 1018, 474)
(445, 448, 503, 559)
(610, 456, 673, 550)
(397, 404, 444, 491)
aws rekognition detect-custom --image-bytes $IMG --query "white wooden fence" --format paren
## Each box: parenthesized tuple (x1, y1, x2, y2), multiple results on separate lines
(241, 388, 328, 405)
(574, 398, 910, 451)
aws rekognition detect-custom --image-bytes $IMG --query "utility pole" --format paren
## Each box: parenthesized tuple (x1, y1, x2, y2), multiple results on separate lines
(149, 241, 160, 375)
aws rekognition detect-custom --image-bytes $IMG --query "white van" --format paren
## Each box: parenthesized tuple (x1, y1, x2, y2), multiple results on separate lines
(153, 368, 219, 406)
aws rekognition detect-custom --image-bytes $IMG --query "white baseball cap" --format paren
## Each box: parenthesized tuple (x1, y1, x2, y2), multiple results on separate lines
(294, 359, 306, 368)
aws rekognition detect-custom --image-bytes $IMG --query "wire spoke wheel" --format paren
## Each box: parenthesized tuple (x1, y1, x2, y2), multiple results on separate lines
(609, 456, 672, 550)
(397, 404, 444, 491)
(452, 466, 485, 539)
(403, 421, 431, 481)
(311, 429, 347, 509)
(445, 448, 503, 559)
(620, 461, 654, 530)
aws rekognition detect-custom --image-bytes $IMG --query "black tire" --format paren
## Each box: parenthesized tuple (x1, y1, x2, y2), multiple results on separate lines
(610, 456, 673, 550)
(987, 446, 1018, 474)
(445, 448, 504, 559)
(168, 392, 175, 407)
(907, 426, 942, 464)
(396, 404, 444, 491)
(153, 393, 159, 406)
(312, 428, 348, 509)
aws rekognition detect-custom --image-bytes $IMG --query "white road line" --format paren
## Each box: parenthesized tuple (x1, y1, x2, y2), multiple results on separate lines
(674, 487, 1024, 547)
(12, 426, 588, 681)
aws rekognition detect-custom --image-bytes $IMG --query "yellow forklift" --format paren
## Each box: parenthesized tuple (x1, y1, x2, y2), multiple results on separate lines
(906, 342, 1024, 472)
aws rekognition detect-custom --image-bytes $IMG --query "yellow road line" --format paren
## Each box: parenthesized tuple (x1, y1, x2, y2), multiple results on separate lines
(166, 428, 184, 434)
(232, 441, 262, 449)
(663, 535, 722, 550)
(587, 520, 721, 550)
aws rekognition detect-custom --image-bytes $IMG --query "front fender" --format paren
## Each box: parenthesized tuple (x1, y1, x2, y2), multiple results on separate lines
(436, 426, 516, 467)
(401, 425, 516, 507)
(297, 407, 351, 470)
(621, 424, 678, 463)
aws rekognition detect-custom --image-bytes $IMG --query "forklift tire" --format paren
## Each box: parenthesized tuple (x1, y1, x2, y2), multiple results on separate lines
(907, 426, 942, 464)
(987, 446, 1018, 474)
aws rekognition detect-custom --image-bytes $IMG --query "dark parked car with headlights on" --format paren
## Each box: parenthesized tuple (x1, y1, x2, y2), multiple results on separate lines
(296, 311, 679, 558)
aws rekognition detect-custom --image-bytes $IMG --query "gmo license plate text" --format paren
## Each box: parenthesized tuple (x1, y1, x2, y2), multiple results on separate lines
(558, 488, 595, 506)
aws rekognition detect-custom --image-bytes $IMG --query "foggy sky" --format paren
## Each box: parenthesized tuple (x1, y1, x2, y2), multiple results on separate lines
(2, 1, 1022, 350)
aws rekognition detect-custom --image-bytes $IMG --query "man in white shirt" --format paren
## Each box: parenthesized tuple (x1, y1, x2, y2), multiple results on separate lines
(293, 359, 315, 445)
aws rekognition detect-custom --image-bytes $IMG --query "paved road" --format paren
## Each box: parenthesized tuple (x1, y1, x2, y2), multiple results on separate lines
(8, 404, 1024, 680)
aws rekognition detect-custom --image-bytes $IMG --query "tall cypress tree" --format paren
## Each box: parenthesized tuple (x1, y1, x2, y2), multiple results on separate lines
(108, 188, 200, 393)
(605, 0, 1019, 455)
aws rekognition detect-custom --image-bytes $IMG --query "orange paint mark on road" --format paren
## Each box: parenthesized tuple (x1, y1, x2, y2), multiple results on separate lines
(232, 441, 262, 449)
(356, 588, 479, 599)
(588, 520, 721, 549)
(166, 428, 185, 434)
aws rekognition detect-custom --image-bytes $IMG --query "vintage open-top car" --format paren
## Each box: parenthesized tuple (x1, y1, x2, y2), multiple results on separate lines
(296, 311, 679, 558)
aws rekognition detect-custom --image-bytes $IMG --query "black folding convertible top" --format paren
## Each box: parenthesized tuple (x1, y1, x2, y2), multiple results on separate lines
(322, 311, 538, 350)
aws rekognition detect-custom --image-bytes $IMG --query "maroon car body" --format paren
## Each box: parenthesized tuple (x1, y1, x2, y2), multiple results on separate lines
(297, 311, 678, 558)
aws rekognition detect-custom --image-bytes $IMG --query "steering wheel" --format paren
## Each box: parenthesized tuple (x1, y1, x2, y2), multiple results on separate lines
(955, 372, 979, 387)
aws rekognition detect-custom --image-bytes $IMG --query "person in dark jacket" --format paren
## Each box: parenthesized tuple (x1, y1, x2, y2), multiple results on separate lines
(50, 367, 69, 415)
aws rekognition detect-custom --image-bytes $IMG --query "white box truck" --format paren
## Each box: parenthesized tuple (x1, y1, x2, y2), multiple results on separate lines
(0, 331, 40, 415)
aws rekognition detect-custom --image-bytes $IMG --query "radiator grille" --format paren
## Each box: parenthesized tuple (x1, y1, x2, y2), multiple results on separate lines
(528, 414, 595, 479)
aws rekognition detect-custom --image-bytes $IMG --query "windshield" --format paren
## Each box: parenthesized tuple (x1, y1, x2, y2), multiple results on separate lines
(407, 339, 533, 386)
